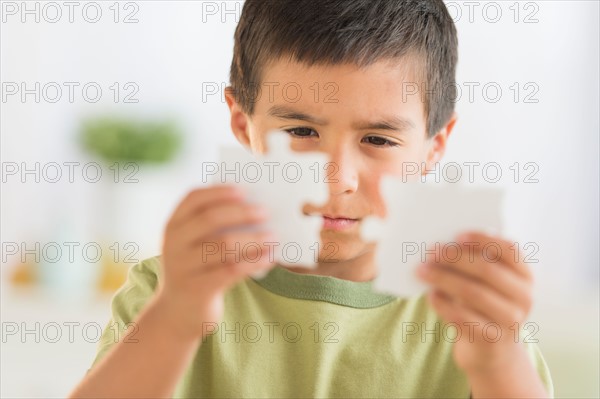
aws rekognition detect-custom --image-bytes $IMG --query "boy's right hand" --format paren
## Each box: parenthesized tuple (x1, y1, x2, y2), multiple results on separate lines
(153, 185, 275, 342)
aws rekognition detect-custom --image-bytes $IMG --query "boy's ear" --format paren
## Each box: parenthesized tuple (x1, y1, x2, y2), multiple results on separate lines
(224, 86, 251, 148)
(423, 111, 458, 174)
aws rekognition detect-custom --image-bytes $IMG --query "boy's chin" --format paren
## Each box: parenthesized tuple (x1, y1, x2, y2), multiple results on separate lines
(315, 237, 373, 264)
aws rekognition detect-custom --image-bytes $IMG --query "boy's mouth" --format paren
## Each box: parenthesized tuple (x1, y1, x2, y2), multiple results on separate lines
(321, 214, 360, 231)
(302, 206, 363, 231)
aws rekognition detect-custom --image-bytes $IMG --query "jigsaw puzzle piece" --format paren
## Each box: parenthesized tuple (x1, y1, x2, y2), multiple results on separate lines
(215, 130, 329, 270)
(362, 175, 504, 298)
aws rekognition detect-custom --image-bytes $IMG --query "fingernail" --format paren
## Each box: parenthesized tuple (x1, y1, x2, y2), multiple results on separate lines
(456, 233, 470, 242)
(252, 206, 268, 218)
(263, 232, 277, 242)
(416, 262, 431, 276)
(230, 186, 246, 197)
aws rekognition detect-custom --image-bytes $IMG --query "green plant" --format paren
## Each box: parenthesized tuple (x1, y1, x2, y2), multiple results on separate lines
(79, 116, 182, 163)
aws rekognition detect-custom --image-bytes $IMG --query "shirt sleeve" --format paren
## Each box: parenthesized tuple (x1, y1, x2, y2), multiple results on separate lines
(87, 256, 162, 372)
(525, 341, 555, 398)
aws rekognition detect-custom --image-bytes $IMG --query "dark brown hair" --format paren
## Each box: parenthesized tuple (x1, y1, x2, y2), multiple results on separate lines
(229, 0, 458, 138)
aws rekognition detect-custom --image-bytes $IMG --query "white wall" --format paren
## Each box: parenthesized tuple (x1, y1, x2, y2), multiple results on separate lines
(1, 1, 598, 397)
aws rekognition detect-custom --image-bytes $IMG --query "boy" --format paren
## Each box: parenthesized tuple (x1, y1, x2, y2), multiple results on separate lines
(70, 0, 553, 397)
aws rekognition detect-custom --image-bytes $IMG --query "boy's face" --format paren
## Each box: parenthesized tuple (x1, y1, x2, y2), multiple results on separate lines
(226, 58, 456, 264)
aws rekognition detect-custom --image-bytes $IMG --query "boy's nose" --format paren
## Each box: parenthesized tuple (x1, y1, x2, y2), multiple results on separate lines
(324, 145, 359, 196)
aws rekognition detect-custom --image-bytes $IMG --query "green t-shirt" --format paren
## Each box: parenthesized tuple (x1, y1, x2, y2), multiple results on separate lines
(90, 256, 554, 398)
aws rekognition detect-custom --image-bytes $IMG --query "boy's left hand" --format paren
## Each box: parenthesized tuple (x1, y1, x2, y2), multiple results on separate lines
(415, 231, 534, 376)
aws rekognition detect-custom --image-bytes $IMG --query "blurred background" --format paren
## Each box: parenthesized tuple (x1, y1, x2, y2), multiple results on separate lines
(1, 0, 598, 397)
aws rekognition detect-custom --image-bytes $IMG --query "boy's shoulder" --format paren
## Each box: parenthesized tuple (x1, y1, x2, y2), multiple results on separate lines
(109, 255, 162, 318)
(124, 254, 162, 286)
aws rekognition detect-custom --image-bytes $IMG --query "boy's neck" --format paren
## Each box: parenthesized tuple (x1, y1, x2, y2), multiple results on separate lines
(280, 250, 377, 282)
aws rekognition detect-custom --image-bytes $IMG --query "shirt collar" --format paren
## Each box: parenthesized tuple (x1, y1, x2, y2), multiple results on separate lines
(250, 264, 398, 309)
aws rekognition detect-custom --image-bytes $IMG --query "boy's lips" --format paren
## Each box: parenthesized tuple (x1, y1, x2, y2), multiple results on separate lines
(321, 215, 360, 231)
(302, 208, 364, 231)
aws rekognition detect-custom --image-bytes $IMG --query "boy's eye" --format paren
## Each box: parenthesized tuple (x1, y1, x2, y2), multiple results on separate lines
(284, 127, 319, 138)
(283, 128, 399, 147)
(362, 136, 400, 147)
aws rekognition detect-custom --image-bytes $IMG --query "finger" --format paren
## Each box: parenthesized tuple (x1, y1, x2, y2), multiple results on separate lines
(427, 288, 490, 327)
(204, 248, 275, 290)
(456, 232, 533, 280)
(423, 249, 532, 309)
(417, 263, 526, 326)
(175, 202, 268, 249)
(169, 185, 246, 228)
(193, 230, 276, 271)
(164, 242, 274, 293)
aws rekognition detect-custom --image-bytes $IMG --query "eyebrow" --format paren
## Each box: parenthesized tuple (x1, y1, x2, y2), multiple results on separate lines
(267, 105, 415, 133)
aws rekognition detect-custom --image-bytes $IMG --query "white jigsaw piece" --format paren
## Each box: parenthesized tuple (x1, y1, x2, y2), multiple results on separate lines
(215, 130, 329, 271)
(362, 175, 504, 298)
